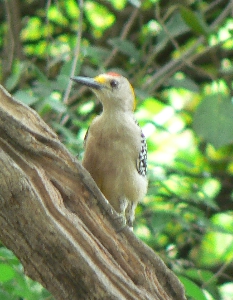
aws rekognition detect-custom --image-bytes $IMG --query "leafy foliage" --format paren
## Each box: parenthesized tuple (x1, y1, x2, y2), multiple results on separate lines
(1, 0, 233, 299)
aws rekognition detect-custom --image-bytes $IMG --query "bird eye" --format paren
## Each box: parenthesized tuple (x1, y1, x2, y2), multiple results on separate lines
(110, 79, 118, 89)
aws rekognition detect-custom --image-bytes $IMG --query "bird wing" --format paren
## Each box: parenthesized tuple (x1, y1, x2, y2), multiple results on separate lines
(134, 118, 147, 176)
(137, 130, 147, 176)
(84, 127, 89, 148)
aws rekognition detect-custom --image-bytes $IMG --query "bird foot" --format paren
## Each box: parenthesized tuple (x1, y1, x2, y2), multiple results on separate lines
(113, 213, 127, 232)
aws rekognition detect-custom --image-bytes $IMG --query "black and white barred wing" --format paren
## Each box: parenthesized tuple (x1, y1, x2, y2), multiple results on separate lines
(137, 130, 147, 177)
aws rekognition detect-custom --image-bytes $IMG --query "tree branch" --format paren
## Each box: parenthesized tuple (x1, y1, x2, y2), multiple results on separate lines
(63, 0, 84, 105)
(2, 0, 24, 79)
(0, 85, 186, 300)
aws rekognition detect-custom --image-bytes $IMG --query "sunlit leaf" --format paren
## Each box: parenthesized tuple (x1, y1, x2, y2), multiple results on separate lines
(21, 17, 42, 40)
(84, 2, 115, 30)
(109, 0, 127, 10)
(48, 5, 68, 26)
(220, 283, 233, 300)
(0, 264, 15, 282)
(65, 0, 79, 19)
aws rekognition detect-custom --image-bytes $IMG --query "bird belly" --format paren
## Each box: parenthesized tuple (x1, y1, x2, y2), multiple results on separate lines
(82, 126, 147, 213)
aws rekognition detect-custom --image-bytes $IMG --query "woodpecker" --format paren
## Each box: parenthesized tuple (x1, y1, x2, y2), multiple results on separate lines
(71, 72, 148, 228)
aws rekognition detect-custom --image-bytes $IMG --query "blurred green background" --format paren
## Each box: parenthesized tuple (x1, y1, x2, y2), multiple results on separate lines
(1, 0, 233, 299)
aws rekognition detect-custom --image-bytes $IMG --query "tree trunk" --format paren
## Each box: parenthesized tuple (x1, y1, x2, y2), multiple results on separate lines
(0, 85, 186, 300)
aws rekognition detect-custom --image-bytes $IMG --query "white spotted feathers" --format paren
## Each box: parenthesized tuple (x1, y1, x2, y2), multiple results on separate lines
(137, 130, 147, 177)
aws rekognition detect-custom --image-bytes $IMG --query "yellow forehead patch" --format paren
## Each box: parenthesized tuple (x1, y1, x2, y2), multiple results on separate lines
(94, 75, 107, 84)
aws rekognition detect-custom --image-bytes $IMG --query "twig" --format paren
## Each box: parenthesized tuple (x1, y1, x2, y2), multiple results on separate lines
(145, 0, 233, 92)
(63, 0, 84, 104)
(3, 0, 15, 75)
(156, 2, 181, 52)
(202, 256, 233, 288)
(103, 7, 140, 68)
(45, 0, 52, 74)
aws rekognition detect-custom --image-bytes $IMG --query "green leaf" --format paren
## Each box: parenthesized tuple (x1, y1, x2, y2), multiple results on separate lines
(193, 94, 233, 148)
(83, 46, 111, 64)
(168, 76, 199, 93)
(5, 62, 25, 91)
(183, 269, 222, 300)
(55, 74, 70, 91)
(183, 268, 216, 285)
(46, 97, 67, 113)
(150, 211, 175, 230)
(0, 247, 18, 263)
(0, 290, 15, 300)
(179, 276, 209, 300)
(108, 38, 140, 60)
(180, 6, 209, 36)
(157, 12, 189, 51)
(14, 90, 39, 105)
(0, 264, 16, 282)
(31, 64, 50, 84)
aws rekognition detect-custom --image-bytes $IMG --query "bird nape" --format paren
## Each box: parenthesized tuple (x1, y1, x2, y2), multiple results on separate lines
(71, 72, 148, 230)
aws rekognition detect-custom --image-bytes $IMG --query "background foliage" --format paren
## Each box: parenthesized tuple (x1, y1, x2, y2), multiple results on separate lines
(1, 0, 233, 299)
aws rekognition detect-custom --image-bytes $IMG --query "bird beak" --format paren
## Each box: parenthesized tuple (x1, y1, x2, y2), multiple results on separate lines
(71, 76, 103, 90)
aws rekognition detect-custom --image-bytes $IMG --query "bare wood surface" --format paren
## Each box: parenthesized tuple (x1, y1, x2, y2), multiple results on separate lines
(0, 85, 186, 300)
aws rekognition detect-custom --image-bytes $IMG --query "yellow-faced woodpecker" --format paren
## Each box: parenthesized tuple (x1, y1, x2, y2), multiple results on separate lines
(71, 72, 148, 228)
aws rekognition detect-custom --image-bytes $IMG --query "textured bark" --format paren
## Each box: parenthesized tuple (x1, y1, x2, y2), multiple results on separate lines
(0, 85, 186, 300)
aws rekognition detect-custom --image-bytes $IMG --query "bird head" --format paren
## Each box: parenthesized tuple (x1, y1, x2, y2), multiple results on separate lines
(71, 72, 136, 112)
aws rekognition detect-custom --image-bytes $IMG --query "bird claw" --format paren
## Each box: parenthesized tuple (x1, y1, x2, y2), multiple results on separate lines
(113, 213, 127, 232)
